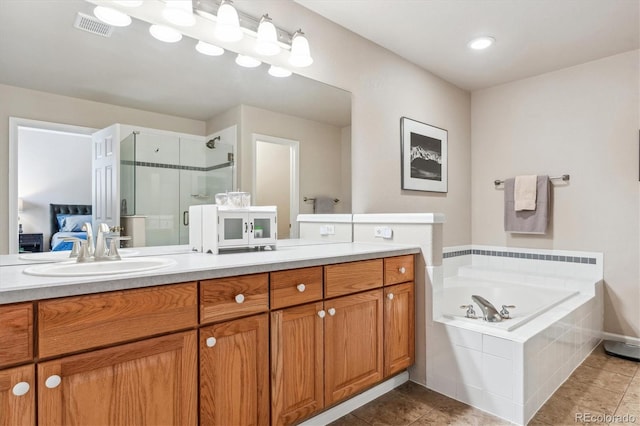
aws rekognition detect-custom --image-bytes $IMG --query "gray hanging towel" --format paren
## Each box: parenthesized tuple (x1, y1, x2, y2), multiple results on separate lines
(504, 175, 550, 234)
(314, 196, 335, 214)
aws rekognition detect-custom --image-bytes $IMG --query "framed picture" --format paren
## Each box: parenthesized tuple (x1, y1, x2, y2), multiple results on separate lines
(400, 116, 448, 192)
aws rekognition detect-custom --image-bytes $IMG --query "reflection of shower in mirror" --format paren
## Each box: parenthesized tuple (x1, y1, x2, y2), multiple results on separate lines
(206, 136, 220, 149)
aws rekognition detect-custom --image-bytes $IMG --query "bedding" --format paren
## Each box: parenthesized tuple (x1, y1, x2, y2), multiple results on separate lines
(49, 203, 92, 251)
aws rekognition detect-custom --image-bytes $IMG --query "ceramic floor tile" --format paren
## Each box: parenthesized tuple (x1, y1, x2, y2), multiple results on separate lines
(408, 407, 496, 426)
(329, 413, 371, 426)
(582, 349, 639, 377)
(559, 377, 625, 415)
(394, 381, 461, 412)
(614, 391, 640, 419)
(351, 390, 433, 426)
(569, 363, 633, 394)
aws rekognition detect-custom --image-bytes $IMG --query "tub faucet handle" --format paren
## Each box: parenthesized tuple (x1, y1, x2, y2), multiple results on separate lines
(500, 305, 516, 319)
(460, 304, 477, 319)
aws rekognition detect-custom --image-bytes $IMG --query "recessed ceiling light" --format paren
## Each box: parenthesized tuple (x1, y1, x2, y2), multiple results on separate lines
(149, 24, 182, 43)
(93, 6, 132, 27)
(468, 36, 495, 50)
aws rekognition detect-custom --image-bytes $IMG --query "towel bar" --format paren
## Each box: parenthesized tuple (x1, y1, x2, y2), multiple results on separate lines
(303, 197, 340, 203)
(494, 174, 570, 186)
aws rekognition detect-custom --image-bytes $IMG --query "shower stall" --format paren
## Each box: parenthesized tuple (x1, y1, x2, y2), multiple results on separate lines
(120, 128, 235, 246)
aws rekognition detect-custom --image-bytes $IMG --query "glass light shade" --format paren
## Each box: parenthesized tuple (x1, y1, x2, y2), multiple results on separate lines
(215, 1, 243, 42)
(93, 6, 132, 27)
(113, 0, 143, 7)
(235, 54, 261, 68)
(196, 41, 224, 56)
(289, 31, 313, 67)
(149, 24, 183, 43)
(256, 15, 280, 56)
(163, 0, 195, 27)
(468, 36, 495, 50)
(268, 66, 291, 78)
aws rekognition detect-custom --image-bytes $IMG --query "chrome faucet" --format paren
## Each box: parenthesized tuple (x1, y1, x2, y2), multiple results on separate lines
(471, 295, 503, 322)
(65, 222, 128, 262)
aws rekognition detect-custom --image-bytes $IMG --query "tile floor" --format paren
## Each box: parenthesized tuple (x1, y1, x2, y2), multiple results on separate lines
(330, 343, 639, 426)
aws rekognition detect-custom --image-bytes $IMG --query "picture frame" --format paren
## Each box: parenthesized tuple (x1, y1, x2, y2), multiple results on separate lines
(400, 116, 448, 192)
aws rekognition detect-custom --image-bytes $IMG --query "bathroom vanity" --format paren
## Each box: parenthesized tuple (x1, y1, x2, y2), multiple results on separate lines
(0, 242, 418, 426)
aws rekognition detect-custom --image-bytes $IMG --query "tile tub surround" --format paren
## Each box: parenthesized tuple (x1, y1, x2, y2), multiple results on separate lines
(427, 245, 605, 425)
(0, 241, 420, 304)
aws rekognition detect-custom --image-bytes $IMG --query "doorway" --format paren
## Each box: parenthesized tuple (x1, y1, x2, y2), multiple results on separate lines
(252, 134, 299, 239)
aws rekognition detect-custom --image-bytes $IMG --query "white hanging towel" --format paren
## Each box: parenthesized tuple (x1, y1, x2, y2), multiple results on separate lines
(514, 175, 538, 211)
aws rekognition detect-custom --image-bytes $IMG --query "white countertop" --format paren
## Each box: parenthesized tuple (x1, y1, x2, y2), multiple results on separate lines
(0, 240, 419, 304)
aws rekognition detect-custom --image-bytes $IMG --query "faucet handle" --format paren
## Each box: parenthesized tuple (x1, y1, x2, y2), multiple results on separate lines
(500, 305, 516, 318)
(109, 225, 124, 233)
(106, 236, 131, 260)
(61, 237, 84, 258)
(460, 304, 477, 319)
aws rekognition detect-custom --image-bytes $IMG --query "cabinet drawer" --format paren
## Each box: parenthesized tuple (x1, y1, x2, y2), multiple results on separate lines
(271, 267, 323, 309)
(384, 255, 414, 285)
(200, 273, 269, 323)
(0, 303, 33, 368)
(324, 259, 383, 298)
(38, 283, 197, 358)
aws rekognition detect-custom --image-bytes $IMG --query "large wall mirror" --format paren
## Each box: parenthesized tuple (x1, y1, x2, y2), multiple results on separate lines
(2, 0, 351, 254)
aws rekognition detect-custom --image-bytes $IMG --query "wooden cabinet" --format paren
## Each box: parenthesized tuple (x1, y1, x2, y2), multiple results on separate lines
(0, 364, 35, 426)
(384, 282, 415, 377)
(324, 259, 383, 298)
(38, 331, 197, 426)
(200, 314, 269, 426)
(384, 255, 414, 286)
(270, 266, 323, 310)
(271, 302, 324, 425)
(200, 273, 269, 324)
(0, 303, 33, 368)
(324, 289, 383, 406)
(38, 283, 197, 358)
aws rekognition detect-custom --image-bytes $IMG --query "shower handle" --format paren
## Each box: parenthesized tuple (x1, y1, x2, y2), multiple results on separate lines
(183, 211, 189, 226)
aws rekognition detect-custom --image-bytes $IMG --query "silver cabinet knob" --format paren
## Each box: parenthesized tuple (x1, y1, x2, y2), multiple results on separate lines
(45, 375, 61, 389)
(328, 308, 336, 316)
(387, 293, 394, 300)
(235, 294, 245, 304)
(317, 310, 326, 318)
(12, 382, 30, 396)
(296, 283, 306, 292)
(399, 267, 406, 274)
(206, 337, 217, 347)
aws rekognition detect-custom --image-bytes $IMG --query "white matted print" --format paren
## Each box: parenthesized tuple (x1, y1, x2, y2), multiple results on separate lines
(401, 117, 447, 192)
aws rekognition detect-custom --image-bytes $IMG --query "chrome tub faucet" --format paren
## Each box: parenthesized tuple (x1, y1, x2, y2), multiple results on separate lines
(471, 295, 504, 322)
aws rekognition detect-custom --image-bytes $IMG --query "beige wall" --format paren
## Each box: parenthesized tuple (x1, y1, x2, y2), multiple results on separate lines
(256, 141, 291, 238)
(0, 84, 206, 253)
(471, 50, 640, 338)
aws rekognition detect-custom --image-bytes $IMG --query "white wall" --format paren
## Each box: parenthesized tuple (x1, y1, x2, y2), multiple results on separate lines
(17, 128, 92, 248)
(471, 50, 640, 338)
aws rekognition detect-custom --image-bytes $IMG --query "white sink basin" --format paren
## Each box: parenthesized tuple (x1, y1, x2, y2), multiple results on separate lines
(19, 249, 139, 262)
(23, 257, 176, 277)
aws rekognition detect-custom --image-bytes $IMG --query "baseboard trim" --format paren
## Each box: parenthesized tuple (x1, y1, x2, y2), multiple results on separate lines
(299, 371, 409, 426)
(603, 332, 640, 346)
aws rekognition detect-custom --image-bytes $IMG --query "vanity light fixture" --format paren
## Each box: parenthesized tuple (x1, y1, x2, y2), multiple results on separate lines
(235, 54, 262, 68)
(268, 65, 292, 78)
(149, 24, 183, 43)
(113, 0, 143, 7)
(215, 0, 243, 42)
(256, 14, 280, 56)
(468, 36, 495, 50)
(162, 0, 195, 27)
(289, 30, 313, 67)
(195, 40, 224, 56)
(93, 5, 132, 27)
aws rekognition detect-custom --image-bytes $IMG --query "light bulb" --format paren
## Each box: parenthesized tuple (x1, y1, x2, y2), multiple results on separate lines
(256, 14, 280, 56)
(289, 30, 313, 67)
(93, 6, 132, 27)
(196, 41, 224, 56)
(215, 1, 243, 42)
(235, 54, 261, 68)
(163, 0, 195, 27)
(268, 66, 292, 78)
(149, 24, 182, 43)
(468, 36, 495, 50)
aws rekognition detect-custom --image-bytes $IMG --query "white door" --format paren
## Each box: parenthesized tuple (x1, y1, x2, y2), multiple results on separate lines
(91, 124, 120, 230)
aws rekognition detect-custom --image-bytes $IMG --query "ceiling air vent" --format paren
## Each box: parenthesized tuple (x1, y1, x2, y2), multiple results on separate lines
(74, 12, 114, 37)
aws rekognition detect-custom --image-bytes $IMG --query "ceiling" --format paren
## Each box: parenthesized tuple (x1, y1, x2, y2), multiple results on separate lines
(296, 0, 640, 91)
(0, 0, 351, 126)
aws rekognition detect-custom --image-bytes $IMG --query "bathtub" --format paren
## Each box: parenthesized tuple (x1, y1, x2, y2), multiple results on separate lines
(441, 277, 578, 331)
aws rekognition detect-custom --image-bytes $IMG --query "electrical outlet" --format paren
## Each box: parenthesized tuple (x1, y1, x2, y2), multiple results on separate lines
(374, 226, 393, 239)
(325, 225, 335, 235)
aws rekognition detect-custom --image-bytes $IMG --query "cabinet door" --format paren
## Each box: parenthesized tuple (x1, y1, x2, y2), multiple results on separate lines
(324, 289, 383, 406)
(271, 302, 324, 425)
(384, 282, 415, 377)
(218, 212, 248, 247)
(200, 314, 269, 426)
(0, 364, 34, 426)
(248, 212, 277, 245)
(0, 303, 33, 368)
(38, 331, 197, 426)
